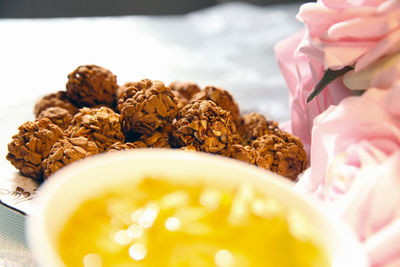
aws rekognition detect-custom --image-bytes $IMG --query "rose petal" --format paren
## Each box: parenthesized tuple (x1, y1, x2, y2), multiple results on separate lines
(343, 152, 400, 240)
(327, 9, 400, 40)
(322, 0, 387, 9)
(308, 89, 400, 192)
(384, 81, 400, 118)
(274, 30, 305, 95)
(323, 43, 374, 69)
(343, 52, 400, 90)
(298, 2, 375, 37)
(365, 217, 400, 266)
(356, 28, 400, 71)
(371, 58, 400, 89)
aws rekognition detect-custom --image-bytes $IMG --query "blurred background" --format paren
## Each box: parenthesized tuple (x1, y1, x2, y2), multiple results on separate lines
(0, 0, 303, 18)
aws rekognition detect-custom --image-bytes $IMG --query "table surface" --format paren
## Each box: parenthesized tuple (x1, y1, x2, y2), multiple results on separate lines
(0, 2, 302, 265)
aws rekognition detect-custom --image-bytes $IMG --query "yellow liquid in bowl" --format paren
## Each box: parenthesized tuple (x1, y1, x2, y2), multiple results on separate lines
(59, 177, 329, 267)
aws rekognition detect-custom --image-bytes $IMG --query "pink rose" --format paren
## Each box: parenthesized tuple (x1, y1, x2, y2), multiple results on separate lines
(298, 0, 400, 72)
(275, 0, 400, 153)
(296, 86, 400, 266)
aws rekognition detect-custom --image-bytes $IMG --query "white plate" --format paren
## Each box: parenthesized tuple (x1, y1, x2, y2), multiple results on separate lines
(0, 168, 39, 216)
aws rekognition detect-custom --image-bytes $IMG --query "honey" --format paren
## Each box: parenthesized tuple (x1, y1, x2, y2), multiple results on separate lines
(58, 177, 329, 267)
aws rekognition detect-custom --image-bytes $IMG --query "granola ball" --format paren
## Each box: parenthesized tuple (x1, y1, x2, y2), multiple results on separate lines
(231, 132, 245, 146)
(116, 81, 141, 106)
(171, 90, 189, 110)
(138, 131, 170, 148)
(251, 131, 308, 181)
(107, 141, 148, 152)
(65, 107, 125, 151)
(6, 118, 64, 179)
(119, 79, 179, 136)
(38, 107, 73, 130)
(34, 91, 78, 117)
(169, 81, 201, 102)
(172, 100, 233, 154)
(42, 136, 99, 179)
(66, 65, 118, 108)
(116, 86, 125, 102)
(107, 131, 170, 152)
(192, 85, 240, 125)
(230, 115, 245, 145)
(241, 113, 279, 145)
(225, 144, 267, 168)
(169, 81, 201, 110)
(117, 79, 165, 108)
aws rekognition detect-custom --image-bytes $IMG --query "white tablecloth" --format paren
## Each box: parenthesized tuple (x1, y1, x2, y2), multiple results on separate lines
(0, 2, 302, 265)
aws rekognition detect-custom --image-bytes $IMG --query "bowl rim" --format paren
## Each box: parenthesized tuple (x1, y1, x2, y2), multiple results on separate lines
(27, 149, 369, 267)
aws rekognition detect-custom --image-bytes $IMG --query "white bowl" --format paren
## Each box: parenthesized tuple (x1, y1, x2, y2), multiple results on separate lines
(27, 149, 368, 267)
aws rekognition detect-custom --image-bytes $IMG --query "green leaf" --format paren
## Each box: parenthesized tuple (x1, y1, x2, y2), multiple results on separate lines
(307, 66, 354, 103)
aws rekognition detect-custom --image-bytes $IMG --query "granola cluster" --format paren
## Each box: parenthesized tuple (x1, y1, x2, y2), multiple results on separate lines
(66, 64, 117, 108)
(42, 136, 99, 179)
(192, 85, 241, 126)
(34, 91, 78, 117)
(118, 79, 178, 136)
(65, 107, 125, 151)
(169, 81, 201, 109)
(251, 130, 308, 181)
(37, 107, 73, 130)
(6, 65, 308, 181)
(6, 118, 64, 179)
(172, 100, 233, 154)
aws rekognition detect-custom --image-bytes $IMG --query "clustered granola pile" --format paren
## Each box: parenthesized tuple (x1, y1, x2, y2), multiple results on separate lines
(6, 64, 308, 181)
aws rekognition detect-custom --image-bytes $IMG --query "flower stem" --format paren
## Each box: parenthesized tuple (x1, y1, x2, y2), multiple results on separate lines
(307, 66, 354, 103)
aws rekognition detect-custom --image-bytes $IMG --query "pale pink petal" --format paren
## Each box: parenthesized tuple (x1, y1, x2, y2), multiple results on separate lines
(379, 0, 400, 13)
(385, 81, 400, 118)
(343, 153, 400, 240)
(290, 82, 313, 152)
(274, 30, 319, 151)
(375, 257, 400, 267)
(343, 52, 400, 90)
(307, 105, 339, 191)
(365, 217, 400, 266)
(297, 2, 375, 37)
(356, 28, 400, 71)
(298, 35, 325, 61)
(308, 90, 400, 193)
(371, 62, 400, 89)
(274, 30, 305, 95)
(362, 85, 388, 104)
(288, 46, 325, 151)
(323, 43, 374, 69)
(327, 10, 400, 40)
(313, 89, 393, 126)
(321, 0, 356, 9)
(322, 0, 387, 8)
(323, 149, 359, 204)
(362, 0, 389, 6)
